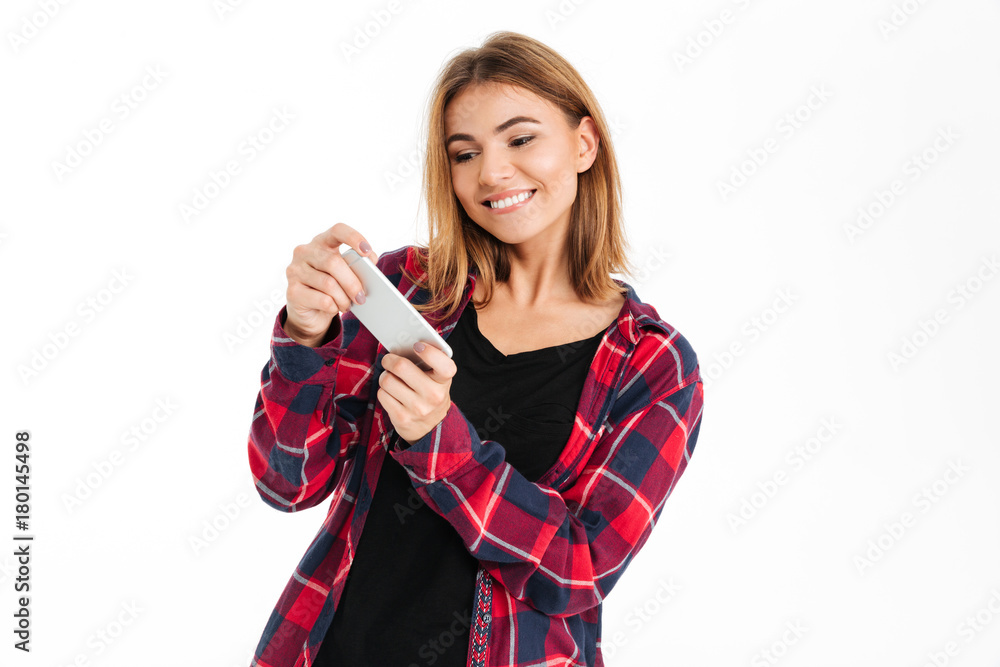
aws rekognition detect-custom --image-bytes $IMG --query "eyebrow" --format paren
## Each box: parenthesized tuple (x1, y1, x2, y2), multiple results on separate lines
(445, 116, 542, 148)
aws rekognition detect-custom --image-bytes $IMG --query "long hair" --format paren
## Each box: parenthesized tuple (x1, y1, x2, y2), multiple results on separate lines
(406, 31, 633, 320)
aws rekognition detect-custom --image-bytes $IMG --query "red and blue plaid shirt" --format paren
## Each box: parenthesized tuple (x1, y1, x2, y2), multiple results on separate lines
(247, 245, 704, 667)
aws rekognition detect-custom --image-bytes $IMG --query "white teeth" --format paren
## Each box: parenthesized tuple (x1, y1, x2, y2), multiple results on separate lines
(490, 190, 534, 209)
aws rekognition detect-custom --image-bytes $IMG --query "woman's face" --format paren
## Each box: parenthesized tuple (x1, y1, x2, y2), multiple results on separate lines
(443, 82, 598, 252)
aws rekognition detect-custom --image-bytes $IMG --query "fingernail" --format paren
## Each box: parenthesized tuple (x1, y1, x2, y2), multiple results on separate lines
(413, 341, 426, 352)
(359, 241, 372, 255)
(355, 291, 366, 305)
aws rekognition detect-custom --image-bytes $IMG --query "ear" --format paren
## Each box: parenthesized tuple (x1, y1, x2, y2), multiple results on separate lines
(575, 116, 600, 174)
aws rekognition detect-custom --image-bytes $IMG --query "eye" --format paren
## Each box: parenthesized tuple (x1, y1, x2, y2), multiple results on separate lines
(451, 136, 534, 164)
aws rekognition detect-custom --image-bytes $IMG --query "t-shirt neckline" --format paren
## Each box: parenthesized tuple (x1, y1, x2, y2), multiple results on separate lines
(465, 303, 606, 362)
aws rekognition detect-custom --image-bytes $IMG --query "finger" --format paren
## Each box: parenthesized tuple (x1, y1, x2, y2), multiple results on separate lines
(286, 280, 346, 317)
(298, 244, 366, 308)
(378, 362, 419, 406)
(290, 262, 355, 314)
(412, 342, 457, 380)
(376, 386, 405, 422)
(317, 222, 379, 265)
(381, 353, 424, 393)
(289, 243, 355, 306)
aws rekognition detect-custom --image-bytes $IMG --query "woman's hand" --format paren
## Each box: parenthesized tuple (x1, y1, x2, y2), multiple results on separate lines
(283, 222, 379, 347)
(378, 343, 458, 445)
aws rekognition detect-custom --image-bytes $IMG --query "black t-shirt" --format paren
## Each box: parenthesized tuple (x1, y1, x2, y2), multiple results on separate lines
(314, 301, 607, 667)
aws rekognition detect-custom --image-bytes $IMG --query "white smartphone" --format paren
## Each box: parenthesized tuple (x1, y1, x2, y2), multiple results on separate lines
(341, 248, 453, 371)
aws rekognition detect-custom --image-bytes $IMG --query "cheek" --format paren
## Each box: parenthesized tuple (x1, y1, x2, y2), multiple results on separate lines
(527, 150, 577, 197)
(451, 171, 475, 204)
(540, 167, 578, 204)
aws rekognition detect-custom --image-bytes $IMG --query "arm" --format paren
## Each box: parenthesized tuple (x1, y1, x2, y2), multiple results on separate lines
(389, 337, 704, 617)
(246, 223, 386, 513)
(247, 304, 378, 513)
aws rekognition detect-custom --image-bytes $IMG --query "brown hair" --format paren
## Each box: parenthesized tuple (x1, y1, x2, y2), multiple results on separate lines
(406, 30, 633, 320)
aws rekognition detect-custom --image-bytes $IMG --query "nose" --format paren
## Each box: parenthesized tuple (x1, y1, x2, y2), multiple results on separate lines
(478, 145, 515, 186)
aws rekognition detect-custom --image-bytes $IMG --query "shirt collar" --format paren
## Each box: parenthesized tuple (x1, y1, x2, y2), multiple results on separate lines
(614, 279, 672, 345)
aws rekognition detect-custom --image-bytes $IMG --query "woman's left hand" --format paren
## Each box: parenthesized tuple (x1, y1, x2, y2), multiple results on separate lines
(377, 342, 458, 445)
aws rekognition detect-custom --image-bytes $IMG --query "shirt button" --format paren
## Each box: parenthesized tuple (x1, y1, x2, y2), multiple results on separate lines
(483, 613, 492, 624)
(324, 358, 335, 366)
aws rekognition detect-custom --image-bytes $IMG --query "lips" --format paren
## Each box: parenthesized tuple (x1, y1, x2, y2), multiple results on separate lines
(481, 189, 536, 209)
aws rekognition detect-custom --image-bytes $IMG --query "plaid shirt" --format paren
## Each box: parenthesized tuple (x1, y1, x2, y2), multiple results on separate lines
(247, 244, 704, 667)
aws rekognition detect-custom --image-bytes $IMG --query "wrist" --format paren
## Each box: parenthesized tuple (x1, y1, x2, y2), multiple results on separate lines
(282, 313, 327, 348)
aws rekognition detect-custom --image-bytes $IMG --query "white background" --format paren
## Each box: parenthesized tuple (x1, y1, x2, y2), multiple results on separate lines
(2, 1, 998, 666)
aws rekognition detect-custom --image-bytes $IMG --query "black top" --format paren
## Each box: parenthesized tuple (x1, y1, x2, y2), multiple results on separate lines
(314, 301, 607, 666)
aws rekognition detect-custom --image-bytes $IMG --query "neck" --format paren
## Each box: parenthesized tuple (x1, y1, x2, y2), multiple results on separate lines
(499, 234, 579, 308)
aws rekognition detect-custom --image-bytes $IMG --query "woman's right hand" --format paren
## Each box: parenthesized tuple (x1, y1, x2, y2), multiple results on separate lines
(283, 222, 379, 347)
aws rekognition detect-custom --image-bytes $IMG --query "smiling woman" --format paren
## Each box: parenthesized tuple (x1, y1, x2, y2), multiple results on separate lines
(245, 30, 704, 667)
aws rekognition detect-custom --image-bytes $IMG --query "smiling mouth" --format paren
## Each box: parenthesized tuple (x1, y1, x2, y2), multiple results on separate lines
(481, 190, 536, 209)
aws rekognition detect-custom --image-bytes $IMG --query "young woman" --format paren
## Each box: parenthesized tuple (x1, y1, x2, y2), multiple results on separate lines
(247, 31, 704, 667)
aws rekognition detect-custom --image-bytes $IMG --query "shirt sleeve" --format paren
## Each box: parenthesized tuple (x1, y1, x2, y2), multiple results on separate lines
(389, 336, 704, 617)
(246, 304, 377, 513)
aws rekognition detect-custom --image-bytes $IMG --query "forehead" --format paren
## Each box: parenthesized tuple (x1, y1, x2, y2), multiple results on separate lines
(444, 82, 558, 131)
